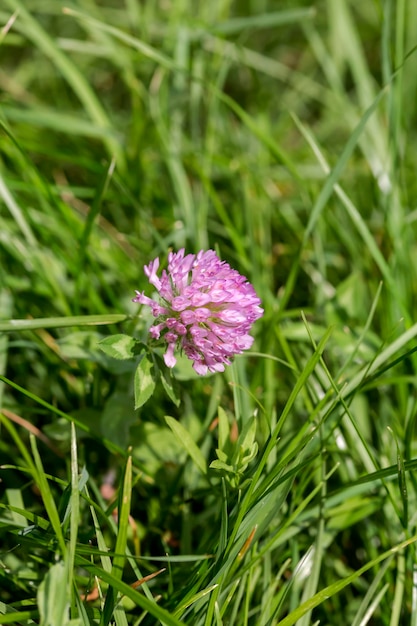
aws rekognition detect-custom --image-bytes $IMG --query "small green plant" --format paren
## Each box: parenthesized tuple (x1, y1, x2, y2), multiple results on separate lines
(210, 407, 258, 489)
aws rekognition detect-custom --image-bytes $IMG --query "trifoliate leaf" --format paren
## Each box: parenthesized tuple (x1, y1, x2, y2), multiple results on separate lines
(134, 355, 156, 409)
(98, 334, 142, 360)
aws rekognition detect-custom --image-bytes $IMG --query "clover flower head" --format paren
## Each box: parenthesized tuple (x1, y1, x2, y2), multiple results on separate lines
(133, 249, 263, 375)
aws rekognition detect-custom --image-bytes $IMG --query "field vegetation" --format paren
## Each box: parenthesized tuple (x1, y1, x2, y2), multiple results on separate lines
(1, 1, 417, 624)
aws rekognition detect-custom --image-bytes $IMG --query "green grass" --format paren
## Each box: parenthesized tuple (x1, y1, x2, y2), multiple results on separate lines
(1, 0, 417, 624)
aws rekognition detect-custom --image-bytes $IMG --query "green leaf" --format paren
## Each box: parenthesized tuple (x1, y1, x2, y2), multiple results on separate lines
(236, 415, 257, 457)
(101, 392, 137, 448)
(98, 334, 143, 360)
(165, 416, 207, 475)
(209, 459, 234, 472)
(217, 406, 230, 452)
(101, 456, 132, 626)
(134, 355, 156, 408)
(37, 561, 70, 626)
(160, 367, 181, 407)
(215, 449, 228, 463)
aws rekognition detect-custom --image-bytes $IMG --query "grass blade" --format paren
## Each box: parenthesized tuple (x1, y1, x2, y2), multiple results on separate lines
(277, 535, 417, 626)
(165, 416, 207, 475)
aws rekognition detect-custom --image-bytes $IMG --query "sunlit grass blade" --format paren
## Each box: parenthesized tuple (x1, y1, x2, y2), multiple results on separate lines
(211, 7, 316, 35)
(174, 584, 219, 617)
(279, 86, 388, 314)
(68, 422, 80, 617)
(228, 326, 334, 547)
(0, 374, 125, 455)
(74, 157, 116, 314)
(390, 552, 406, 626)
(1, 104, 120, 139)
(411, 562, 417, 626)
(291, 113, 402, 311)
(340, 322, 417, 400)
(3, 0, 125, 169)
(63, 7, 176, 71)
(165, 415, 207, 475)
(37, 561, 70, 626)
(0, 291, 12, 407)
(350, 558, 392, 626)
(78, 555, 187, 626)
(29, 434, 66, 555)
(5, 488, 27, 528)
(0, 170, 36, 245)
(101, 454, 132, 626)
(86, 477, 156, 603)
(0, 609, 38, 624)
(0, 314, 128, 332)
(277, 535, 417, 626)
